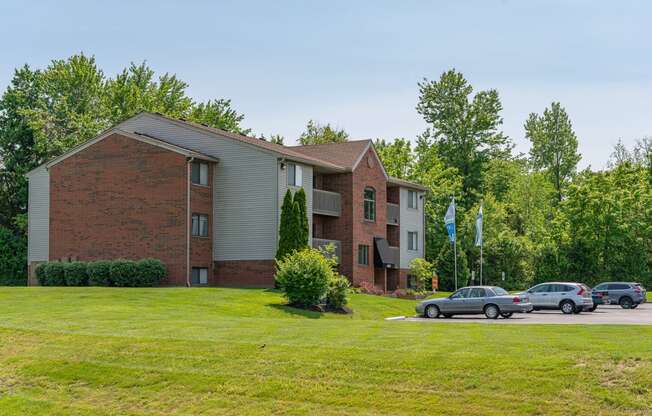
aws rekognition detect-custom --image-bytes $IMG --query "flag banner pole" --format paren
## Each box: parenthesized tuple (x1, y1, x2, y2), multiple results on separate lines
(454, 239, 458, 291)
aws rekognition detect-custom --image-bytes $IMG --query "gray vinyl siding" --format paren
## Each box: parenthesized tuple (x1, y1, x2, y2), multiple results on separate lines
(399, 187, 425, 269)
(120, 114, 279, 260)
(278, 162, 313, 242)
(27, 166, 50, 262)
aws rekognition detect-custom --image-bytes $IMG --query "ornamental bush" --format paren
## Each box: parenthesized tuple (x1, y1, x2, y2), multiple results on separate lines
(135, 258, 167, 287)
(325, 274, 350, 309)
(275, 248, 332, 308)
(110, 260, 138, 287)
(46, 262, 66, 286)
(87, 261, 112, 286)
(35, 262, 50, 286)
(64, 262, 89, 286)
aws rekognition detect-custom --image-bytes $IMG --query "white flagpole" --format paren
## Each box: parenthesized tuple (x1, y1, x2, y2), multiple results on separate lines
(480, 201, 483, 286)
(453, 197, 457, 291)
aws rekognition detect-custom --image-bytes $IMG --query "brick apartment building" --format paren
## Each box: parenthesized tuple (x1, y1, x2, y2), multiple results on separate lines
(27, 112, 426, 290)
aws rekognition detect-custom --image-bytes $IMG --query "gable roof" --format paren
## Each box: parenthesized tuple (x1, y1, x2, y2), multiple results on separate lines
(139, 112, 345, 171)
(26, 128, 219, 176)
(288, 140, 373, 170)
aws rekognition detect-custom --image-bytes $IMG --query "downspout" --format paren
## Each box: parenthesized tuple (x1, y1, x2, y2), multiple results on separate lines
(187, 157, 194, 287)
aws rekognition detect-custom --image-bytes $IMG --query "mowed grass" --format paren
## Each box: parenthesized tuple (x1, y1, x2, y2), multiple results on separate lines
(0, 288, 651, 415)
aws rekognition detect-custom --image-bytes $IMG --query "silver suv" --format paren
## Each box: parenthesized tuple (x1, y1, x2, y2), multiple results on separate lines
(522, 282, 594, 314)
(592, 282, 647, 309)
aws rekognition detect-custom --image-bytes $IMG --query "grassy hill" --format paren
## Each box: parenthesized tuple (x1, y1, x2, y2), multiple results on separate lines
(0, 287, 651, 415)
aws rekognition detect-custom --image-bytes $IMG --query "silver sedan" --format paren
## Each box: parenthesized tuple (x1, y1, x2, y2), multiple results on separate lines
(416, 286, 534, 319)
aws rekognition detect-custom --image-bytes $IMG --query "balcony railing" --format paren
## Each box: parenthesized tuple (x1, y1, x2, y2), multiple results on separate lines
(312, 238, 342, 263)
(387, 203, 400, 226)
(313, 189, 341, 217)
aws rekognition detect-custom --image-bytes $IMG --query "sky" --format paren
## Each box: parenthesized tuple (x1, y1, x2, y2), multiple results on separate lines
(1, 0, 650, 169)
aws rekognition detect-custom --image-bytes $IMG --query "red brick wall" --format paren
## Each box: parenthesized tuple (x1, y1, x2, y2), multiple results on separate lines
(351, 148, 388, 287)
(49, 133, 189, 284)
(316, 173, 354, 279)
(214, 260, 276, 287)
(190, 162, 214, 285)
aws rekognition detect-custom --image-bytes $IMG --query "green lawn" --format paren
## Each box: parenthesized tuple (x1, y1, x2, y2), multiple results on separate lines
(0, 287, 651, 415)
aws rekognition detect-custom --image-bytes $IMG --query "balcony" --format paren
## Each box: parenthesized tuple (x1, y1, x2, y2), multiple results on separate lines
(312, 238, 342, 263)
(387, 203, 400, 226)
(313, 189, 341, 217)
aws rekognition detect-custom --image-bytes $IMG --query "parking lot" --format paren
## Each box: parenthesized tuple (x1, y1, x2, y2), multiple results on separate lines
(400, 303, 652, 325)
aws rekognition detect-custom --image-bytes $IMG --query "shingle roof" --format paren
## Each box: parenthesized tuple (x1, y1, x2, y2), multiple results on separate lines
(142, 112, 344, 171)
(288, 140, 372, 170)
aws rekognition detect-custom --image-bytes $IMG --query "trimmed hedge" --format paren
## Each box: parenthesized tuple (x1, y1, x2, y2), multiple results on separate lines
(64, 262, 88, 286)
(46, 262, 66, 286)
(35, 259, 168, 287)
(88, 261, 112, 286)
(110, 260, 139, 287)
(136, 259, 167, 287)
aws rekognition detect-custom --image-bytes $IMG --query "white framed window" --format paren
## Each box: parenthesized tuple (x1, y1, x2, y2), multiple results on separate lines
(408, 231, 418, 251)
(192, 213, 209, 237)
(363, 187, 376, 221)
(288, 163, 303, 187)
(191, 267, 208, 285)
(191, 162, 209, 186)
(408, 190, 418, 209)
(358, 245, 369, 265)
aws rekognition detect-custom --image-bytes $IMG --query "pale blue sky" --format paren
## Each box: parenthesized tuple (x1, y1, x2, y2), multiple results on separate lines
(1, 0, 650, 168)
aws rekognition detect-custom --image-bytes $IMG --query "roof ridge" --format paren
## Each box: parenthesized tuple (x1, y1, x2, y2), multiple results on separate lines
(288, 139, 372, 148)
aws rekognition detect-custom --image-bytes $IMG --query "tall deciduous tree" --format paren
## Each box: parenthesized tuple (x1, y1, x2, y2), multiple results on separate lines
(298, 120, 348, 145)
(374, 138, 414, 178)
(524, 102, 581, 202)
(416, 69, 512, 206)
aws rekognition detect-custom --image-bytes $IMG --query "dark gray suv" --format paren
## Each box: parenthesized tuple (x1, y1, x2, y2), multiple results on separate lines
(591, 282, 647, 309)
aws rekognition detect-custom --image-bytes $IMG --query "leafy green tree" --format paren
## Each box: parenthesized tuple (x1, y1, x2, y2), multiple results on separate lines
(293, 187, 309, 249)
(298, 120, 348, 145)
(524, 102, 581, 202)
(0, 227, 27, 285)
(187, 99, 249, 135)
(416, 69, 512, 206)
(103, 62, 193, 124)
(374, 138, 414, 178)
(269, 134, 285, 145)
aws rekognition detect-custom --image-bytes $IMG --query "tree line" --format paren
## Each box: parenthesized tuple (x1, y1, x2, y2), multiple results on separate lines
(1, 55, 650, 289)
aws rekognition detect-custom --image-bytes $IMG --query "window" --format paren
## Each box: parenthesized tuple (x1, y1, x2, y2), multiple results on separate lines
(407, 231, 418, 251)
(530, 284, 550, 293)
(192, 213, 209, 237)
(469, 288, 486, 298)
(288, 163, 303, 187)
(608, 283, 630, 290)
(358, 245, 369, 265)
(191, 267, 208, 285)
(191, 162, 209, 186)
(408, 190, 418, 209)
(492, 287, 509, 296)
(363, 187, 376, 221)
(594, 284, 607, 291)
(450, 288, 471, 299)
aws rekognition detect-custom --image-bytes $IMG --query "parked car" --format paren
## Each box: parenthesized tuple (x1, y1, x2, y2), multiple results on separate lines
(521, 282, 593, 314)
(591, 282, 647, 309)
(416, 286, 533, 319)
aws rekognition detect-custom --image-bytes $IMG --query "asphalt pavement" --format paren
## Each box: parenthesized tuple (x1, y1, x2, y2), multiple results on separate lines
(397, 303, 652, 325)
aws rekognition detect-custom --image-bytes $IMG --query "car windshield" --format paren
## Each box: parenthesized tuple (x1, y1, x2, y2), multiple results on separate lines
(492, 287, 508, 296)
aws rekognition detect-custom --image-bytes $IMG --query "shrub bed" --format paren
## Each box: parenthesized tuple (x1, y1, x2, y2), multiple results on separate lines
(64, 262, 88, 286)
(34, 259, 167, 287)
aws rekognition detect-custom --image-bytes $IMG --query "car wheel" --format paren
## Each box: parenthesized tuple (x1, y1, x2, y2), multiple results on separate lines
(425, 305, 440, 319)
(632, 304, 639, 309)
(484, 304, 500, 319)
(588, 305, 597, 312)
(500, 312, 513, 318)
(573, 307, 582, 314)
(620, 297, 633, 309)
(560, 300, 575, 314)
